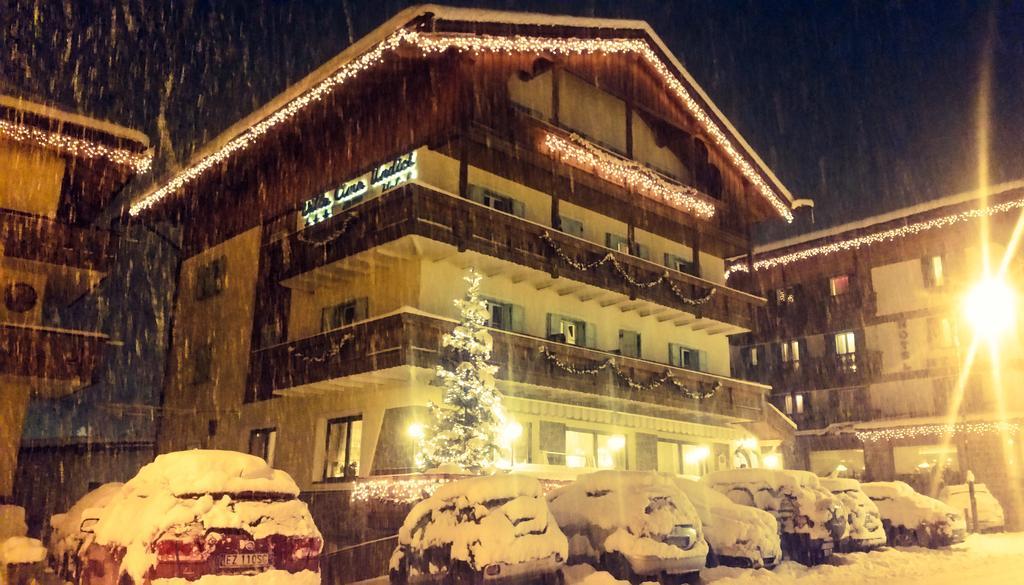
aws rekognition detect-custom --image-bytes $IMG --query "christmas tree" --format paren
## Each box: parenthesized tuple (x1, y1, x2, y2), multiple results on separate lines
(418, 269, 506, 471)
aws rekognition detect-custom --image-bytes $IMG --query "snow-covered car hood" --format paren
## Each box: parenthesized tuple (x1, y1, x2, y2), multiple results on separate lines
(393, 474, 567, 574)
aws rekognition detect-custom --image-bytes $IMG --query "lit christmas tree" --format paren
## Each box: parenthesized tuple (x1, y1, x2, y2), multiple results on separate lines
(418, 269, 506, 471)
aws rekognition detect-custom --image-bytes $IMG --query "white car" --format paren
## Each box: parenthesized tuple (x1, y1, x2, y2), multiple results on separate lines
(48, 482, 123, 582)
(672, 477, 780, 569)
(548, 470, 708, 584)
(80, 450, 322, 585)
(939, 483, 1005, 532)
(389, 474, 566, 585)
(861, 481, 966, 548)
(819, 478, 886, 551)
(703, 469, 847, 566)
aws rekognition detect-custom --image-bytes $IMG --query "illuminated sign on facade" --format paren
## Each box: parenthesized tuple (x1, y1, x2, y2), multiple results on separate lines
(301, 151, 417, 227)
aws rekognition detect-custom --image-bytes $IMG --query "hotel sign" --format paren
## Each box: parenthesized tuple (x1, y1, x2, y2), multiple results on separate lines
(300, 151, 417, 227)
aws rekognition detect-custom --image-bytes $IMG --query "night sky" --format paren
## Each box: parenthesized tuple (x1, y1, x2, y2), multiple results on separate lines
(3, 0, 1023, 233)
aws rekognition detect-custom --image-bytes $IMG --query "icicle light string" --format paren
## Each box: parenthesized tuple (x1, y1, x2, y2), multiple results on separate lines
(131, 29, 791, 220)
(540, 231, 717, 306)
(726, 195, 1024, 280)
(537, 346, 717, 399)
(296, 212, 360, 246)
(543, 133, 716, 219)
(855, 421, 1021, 443)
(290, 333, 354, 363)
(0, 118, 152, 172)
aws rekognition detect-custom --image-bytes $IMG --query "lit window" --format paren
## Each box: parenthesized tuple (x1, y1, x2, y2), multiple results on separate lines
(922, 255, 945, 288)
(565, 430, 625, 469)
(795, 393, 805, 414)
(829, 274, 850, 296)
(323, 416, 362, 480)
(248, 428, 277, 466)
(750, 346, 760, 366)
(781, 340, 801, 366)
(784, 395, 794, 414)
(835, 331, 856, 355)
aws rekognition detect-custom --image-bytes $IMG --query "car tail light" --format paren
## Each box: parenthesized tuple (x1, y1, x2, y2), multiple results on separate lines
(155, 540, 179, 562)
(275, 537, 321, 561)
(154, 538, 205, 562)
(485, 564, 501, 576)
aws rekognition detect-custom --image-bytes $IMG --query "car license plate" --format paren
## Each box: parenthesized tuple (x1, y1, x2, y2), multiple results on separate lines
(220, 553, 270, 568)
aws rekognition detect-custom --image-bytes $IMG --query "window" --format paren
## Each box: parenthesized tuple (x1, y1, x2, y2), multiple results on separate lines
(323, 416, 362, 480)
(894, 444, 959, 475)
(669, 344, 703, 371)
(834, 331, 857, 371)
(922, 255, 944, 288)
(605, 233, 649, 259)
(749, 346, 760, 367)
(547, 314, 589, 347)
(196, 256, 226, 300)
(780, 339, 801, 368)
(829, 274, 851, 297)
(809, 449, 866, 478)
(192, 341, 213, 384)
(664, 253, 696, 276)
(321, 298, 367, 332)
(485, 299, 523, 332)
(565, 429, 625, 469)
(559, 216, 584, 238)
(618, 330, 641, 358)
(248, 428, 277, 466)
(467, 185, 526, 217)
(784, 393, 805, 414)
(503, 422, 532, 465)
(657, 441, 710, 476)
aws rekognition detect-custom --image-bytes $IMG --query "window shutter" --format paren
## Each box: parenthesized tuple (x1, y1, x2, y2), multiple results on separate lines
(546, 313, 558, 337)
(511, 199, 526, 218)
(354, 297, 369, 322)
(605, 233, 617, 248)
(585, 322, 597, 349)
(467, 184, 486, 204)
(699, 350, 708, 372)
(560, 217, 584, 237)
(668, 343, 681, 367)
(510, 305, 525, 333)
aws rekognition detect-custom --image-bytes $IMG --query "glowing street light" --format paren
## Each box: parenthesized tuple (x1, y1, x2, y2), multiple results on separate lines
(406, 422, 425, 440)
(964, 277, 1016, 338)
(607, 434, 627, 451)
(502, 421, 524, 443)
(763, 454, 782, 469)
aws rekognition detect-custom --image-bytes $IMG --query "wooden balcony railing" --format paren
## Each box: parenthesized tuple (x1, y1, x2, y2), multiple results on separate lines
(0, 323, 107, 390)
(267, 184, 764, 331)
(249, 311, 767, 420)
(0, 210, 114, 272)
(769, 386, 881, 429)
(737, 350, 883, 392)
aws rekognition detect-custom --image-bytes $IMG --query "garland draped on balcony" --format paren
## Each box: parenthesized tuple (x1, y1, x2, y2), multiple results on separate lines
(296, 211, 360, 246)
(290, 333, 354, 363)
(537, 346, 718, 399)
(540, 231, 717, 306)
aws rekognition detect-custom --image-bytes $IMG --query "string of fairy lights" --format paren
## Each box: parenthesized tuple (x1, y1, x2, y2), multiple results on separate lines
(725, 194, 1024, 280)
(540, 231, 718, 306)
(351, 473, 568, 503)
(129, 28, 792, 220)
(854, 421, 1021, 443)
(537, 345, 719, 399)
(295, 212, 360, 246)
(0, 118, 152, 173)
(542, 133, 716, 219)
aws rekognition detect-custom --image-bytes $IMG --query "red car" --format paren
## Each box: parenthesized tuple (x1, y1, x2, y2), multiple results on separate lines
(77, 450, 322, 585)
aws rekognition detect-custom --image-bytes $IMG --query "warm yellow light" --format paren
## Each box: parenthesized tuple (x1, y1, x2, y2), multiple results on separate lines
(763, 454, 782, 469)
(684, 446, 711, 464)
(607, 435, 627, 452)
(407, 422, 425, 439)
(964, 277, 1016, 337)
(835, 463, 849, 473)
(502, 421, 524, 443)
(739, 437, 759, 450)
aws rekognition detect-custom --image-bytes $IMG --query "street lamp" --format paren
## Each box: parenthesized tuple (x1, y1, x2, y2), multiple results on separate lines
(964, 277, 1016, 338)
(407, 422, 425, 440)
(502, 421, 523, 467)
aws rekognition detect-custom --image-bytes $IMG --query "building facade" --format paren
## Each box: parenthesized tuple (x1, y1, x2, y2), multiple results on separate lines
(730, 181, 1024, 529)
(137, 7, 801, 546)
(0, 94, 150, 499)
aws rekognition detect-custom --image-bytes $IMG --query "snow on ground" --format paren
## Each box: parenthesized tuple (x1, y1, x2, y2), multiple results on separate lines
(701, 532, 1024, 585)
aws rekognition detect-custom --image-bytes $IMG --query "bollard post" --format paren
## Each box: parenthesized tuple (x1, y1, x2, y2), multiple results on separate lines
(966, 469, 979, 533)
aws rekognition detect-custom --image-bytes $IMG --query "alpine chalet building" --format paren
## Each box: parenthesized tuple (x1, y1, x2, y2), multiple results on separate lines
(135, 6, 803, 545)
(730, 181, 1024, 529)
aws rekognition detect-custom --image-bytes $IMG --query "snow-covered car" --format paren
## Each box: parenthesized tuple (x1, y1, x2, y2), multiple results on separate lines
(49, 482, 123, 582)
(861, 481, 966, 548)
(672, 476, 780, 569)
(1, 536, 48, 585)
(389, 474, 567, 585)
(78, 450, 322, 585)
(547, 470, 708, 584)
(703, 469, 847, 566)
(939, 483, 1005, 532)
(819, 478, 886, 551)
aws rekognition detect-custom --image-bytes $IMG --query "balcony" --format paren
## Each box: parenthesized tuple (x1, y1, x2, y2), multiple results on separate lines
(0, 323, 107, 397)
(0, 210, 114, 272)
(249, 311, 768, 421)
(267, 184, 764, 332)
(769, 385, 881, 429)
(736, 350, 883, 392)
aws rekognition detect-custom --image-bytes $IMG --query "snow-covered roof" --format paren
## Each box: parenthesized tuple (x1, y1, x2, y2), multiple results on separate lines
(0, 94, 149, 146)
(130, 4, 795, 217)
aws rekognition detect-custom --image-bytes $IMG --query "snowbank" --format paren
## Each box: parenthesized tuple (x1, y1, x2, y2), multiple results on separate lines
(673, 477, 780, 566)
(49, 482, 123, 560)
(562, 564, 631, 585)
(393, 474, 567, 574)
(152, 568, 320, 585)
(92, 451, 319, 582)
(548, 471, 707, 563)
(0, 536, 46, 565)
